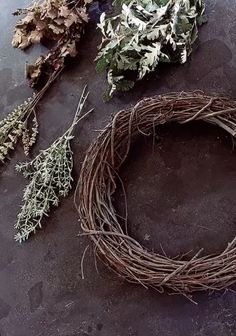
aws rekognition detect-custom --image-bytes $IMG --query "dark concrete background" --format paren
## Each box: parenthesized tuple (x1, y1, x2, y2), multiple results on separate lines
(0, 1, 236, 335)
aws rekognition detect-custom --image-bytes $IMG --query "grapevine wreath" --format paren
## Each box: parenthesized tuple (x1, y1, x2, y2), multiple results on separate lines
(77, 92, 236, 294)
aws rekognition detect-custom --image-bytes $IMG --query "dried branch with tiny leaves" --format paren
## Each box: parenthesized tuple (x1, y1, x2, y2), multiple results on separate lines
(96, 0, 206, 99)
(12, 0, 92, 87)
(15, 87, 91, 242)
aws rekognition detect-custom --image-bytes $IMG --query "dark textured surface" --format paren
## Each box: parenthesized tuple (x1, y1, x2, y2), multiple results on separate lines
(0, 1, 236, 335)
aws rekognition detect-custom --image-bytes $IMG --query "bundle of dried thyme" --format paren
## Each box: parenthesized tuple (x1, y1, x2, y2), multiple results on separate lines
(15, 87, 91, 242)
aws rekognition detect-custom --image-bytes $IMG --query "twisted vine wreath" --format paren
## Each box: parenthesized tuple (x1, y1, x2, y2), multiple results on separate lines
(77, 92, 236, 294)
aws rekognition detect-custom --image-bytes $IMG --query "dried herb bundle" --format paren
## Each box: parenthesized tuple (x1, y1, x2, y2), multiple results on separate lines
(12, 0, 92, 87)
(0, 71, 59, 163)
(96, 0, 205, 99)
(15, 87, 91, 242)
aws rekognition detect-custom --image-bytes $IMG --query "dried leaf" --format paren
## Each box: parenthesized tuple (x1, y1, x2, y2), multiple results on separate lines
(29, 30, 43, 44)
(64, 13, 78, 28)
(60, 41, 77, 58)
(25, 63, 41, 80)
(78, 7, 89, 22)
(47, 9, 58, 19)
(59, 5, 70, 18)
(36, 21, 47, 30)
(12, 31, 22, 48)
(22, 12, 35, 24)
(67, 41, 77, 57)
(48, 23, 64, 34)
(19, 35, 31, 49)
(54, 17, 64, 25)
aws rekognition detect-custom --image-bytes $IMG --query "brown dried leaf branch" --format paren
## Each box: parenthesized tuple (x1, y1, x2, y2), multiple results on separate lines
(12, 0, 92, 87)
(77, 91, 236, 294)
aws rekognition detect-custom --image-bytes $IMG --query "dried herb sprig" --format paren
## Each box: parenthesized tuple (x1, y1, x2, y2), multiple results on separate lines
(15, 86, 91, 242)
(0, 70, 60, 163)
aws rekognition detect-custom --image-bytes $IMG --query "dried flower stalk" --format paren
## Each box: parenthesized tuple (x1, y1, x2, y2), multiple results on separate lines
(0, 70, 60, 163)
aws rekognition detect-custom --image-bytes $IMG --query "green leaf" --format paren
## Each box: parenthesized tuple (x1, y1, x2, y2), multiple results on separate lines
(102, 87, 113, 102)
(197, 14, 208, 26)
(96, 56, 109, 73)
(116, 79, 135, 92)
(114, 0, 131, 5)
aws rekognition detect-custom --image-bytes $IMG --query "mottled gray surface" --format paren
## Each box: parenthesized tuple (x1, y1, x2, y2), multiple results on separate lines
(0, 1, 236, 335)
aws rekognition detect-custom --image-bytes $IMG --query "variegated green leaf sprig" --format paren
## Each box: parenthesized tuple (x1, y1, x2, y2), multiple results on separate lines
(96, 0, 206, 99)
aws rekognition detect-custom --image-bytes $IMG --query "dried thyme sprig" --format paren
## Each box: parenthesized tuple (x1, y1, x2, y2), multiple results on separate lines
(0, 70, 61, 163)
(15, 86, 91, 242)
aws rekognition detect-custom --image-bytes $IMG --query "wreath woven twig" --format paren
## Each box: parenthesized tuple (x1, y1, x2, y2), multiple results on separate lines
(77, 92, 236, 294)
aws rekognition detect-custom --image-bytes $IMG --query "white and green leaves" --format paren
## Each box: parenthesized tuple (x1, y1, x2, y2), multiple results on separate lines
(96, 0, 206, 99)
(15, 87, 91, 242)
